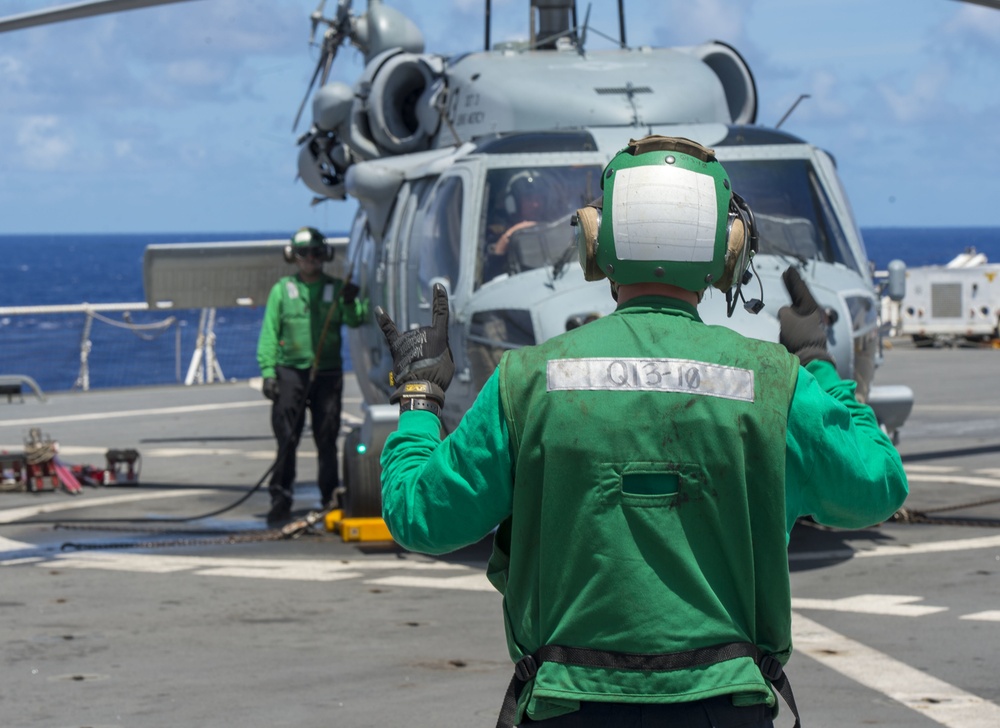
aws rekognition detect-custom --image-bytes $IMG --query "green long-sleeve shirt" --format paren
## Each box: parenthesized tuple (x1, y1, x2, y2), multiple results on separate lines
(381, 359, 907, 555)
(256, 273, 367, 378)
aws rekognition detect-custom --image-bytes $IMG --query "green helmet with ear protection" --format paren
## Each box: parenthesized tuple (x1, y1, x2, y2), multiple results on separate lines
(284, 226, 334, 263)
(592, 136, 744, 292)
(290, 226, 326, 249)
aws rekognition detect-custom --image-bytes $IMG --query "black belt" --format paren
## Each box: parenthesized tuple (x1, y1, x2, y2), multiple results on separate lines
(496, 641, 800, 728)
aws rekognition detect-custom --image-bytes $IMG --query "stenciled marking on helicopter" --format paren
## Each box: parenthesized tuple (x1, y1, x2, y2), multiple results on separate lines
(452, 89, 486, 127)
(546, 357, 754, 401)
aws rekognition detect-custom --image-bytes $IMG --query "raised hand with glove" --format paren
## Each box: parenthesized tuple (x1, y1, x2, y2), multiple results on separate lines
(778, 266, 836, 367)
(374, 283, 455, 416)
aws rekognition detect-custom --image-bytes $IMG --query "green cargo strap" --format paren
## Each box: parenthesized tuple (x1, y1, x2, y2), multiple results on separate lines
(495, 641, 800, 728)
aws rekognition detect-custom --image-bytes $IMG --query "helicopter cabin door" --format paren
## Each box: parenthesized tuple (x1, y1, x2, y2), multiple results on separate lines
(400, 163, 482, 424)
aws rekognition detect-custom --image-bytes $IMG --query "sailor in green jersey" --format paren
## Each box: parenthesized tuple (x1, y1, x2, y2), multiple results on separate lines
(256, 227, 367, 526)
(375, 137, 908, 727)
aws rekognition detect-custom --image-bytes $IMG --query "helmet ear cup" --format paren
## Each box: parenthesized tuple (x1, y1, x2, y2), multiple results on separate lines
(283, 244, 295, 263)
(714, 213, 747, 292)
(575, 206, 606, 282)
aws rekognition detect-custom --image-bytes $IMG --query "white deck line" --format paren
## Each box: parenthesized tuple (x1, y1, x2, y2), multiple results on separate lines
(0, 399, 269, 428)
(793, 612, 1000, 727)
(0, 489, 215, 524)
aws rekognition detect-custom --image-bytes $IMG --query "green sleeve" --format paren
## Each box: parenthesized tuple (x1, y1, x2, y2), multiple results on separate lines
(256, 281, 284, 380)
(380, 369, 514, 555)
(784, 360, 909, 536)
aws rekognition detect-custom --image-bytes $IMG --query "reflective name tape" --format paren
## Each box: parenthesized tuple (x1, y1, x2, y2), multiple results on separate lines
(546, 358, 755, 402)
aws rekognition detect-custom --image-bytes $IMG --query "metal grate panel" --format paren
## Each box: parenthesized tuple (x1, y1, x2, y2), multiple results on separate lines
(930, 282, 962, 318)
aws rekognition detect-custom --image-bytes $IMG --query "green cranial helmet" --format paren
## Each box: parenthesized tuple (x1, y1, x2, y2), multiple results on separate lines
(291, 226, 326, 249)
(284, 226, 333, 263)
(594, 136, 744, 292)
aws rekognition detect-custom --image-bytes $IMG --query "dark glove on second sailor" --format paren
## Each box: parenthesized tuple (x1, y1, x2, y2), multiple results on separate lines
(374, 283, 455, 414)
(262, 377, 280, 402)
(778, 266, 836, 367)
(341, 282, 360, 306)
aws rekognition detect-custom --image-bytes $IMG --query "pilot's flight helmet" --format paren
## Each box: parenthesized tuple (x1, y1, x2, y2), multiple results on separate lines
(574, 136, 756, 295)
(283, 226, 334, 263)
(504, 169, 548, 216)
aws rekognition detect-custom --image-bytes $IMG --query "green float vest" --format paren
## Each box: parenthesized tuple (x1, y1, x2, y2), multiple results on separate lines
(270, 275, 344, 372)
(491, 296, 800, 722)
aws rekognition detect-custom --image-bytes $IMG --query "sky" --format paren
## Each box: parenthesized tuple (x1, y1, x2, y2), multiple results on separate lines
(2, 0, 999, 234)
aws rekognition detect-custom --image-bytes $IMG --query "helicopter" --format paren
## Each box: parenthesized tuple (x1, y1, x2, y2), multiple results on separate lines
(9, 0, 995, 518)
(287, 0, 921, 516)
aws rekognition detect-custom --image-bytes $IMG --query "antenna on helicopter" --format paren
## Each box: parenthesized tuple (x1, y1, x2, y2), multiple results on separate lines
(775, 93, 811, 130)
(485, 0, 491, 50)
(578, 3, 591, 51)
(618, 0, 626, 47)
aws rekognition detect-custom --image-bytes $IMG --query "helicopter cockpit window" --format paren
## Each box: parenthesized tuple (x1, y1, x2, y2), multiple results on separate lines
(722, 159, 863, 275)
(478, 164, 601, 287)
(412, 176, 463, 302)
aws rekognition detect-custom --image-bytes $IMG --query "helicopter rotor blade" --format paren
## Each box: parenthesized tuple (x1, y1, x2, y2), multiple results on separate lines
(293, 49, 331, 132)
(320, 43, 339, 86)
(0, 0, 203, 34)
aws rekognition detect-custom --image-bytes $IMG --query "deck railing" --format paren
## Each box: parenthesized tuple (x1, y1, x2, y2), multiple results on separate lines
(0, 302, 263, 393)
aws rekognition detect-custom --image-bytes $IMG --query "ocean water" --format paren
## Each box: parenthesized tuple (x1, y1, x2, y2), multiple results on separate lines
(0, 232, 307, 393)
(1, 228, 999, 393)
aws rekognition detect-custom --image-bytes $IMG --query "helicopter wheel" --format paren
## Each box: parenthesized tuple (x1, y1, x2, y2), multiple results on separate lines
(341, 426, 383, 518)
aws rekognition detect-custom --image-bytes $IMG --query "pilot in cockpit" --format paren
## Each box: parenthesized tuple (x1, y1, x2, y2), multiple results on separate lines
(481, 169, 551, 283)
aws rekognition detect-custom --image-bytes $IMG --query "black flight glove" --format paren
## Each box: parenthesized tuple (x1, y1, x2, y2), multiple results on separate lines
(262, 377, 280, 402)
(374, 283, 455, 415)
(778, 266, 836, 367)
(341, 281, 360, 306)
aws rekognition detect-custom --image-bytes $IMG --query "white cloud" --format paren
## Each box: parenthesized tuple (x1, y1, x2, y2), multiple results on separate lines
(878, 65, 950, 124)
(165, 59, 230, 87)
(667, 0, 747, 41)
(806, 70, 850, 119)
(0, 55, 27, 87)
(943, 5, 1000, 43)
(16, 115, 74, 170)
(450, 0, 491, 12)
(114, 139, 134, 158)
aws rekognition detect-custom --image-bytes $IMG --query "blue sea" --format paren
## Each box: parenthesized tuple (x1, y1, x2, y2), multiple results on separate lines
(2, 228, 999, 393)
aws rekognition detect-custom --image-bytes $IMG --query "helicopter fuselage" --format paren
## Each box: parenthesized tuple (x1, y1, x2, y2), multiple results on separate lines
(342, 124, 912, 443)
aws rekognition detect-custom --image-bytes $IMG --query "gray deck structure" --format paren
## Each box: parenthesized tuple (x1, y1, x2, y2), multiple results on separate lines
(2, 340, 999, 727)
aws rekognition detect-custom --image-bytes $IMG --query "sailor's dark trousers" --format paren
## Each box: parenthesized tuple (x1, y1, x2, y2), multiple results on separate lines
(269, 365, 343, 509)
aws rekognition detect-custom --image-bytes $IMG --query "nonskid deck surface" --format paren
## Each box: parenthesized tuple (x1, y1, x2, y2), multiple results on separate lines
(2, 341, 999, 727)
